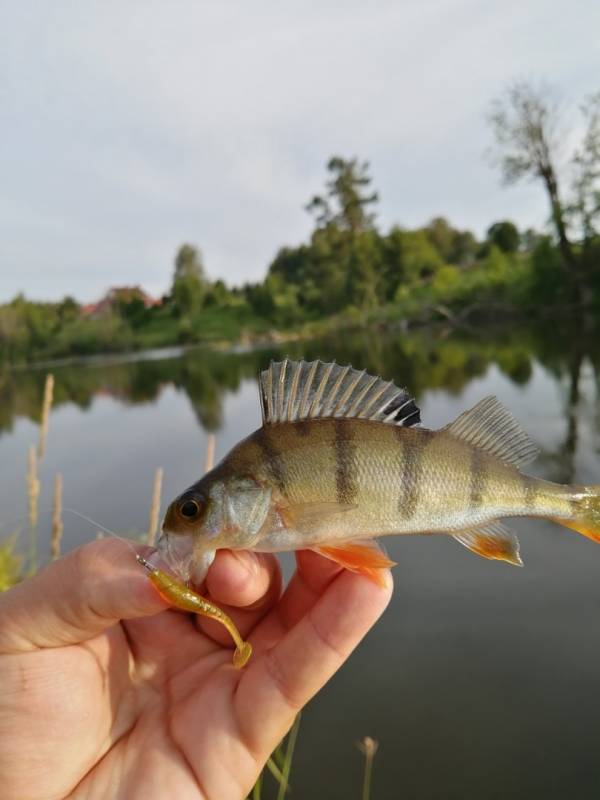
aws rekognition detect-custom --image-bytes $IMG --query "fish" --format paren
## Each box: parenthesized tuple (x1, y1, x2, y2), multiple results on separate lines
(158, 358, 600, 587)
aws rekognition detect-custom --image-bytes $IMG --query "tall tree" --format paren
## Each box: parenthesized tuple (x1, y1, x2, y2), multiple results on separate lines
(486, 220, 520, 253)
(171, 244, 206, 316)
(488, 82, 575, 271)
(570, 92, 600, 248)
(306, 156, 378, 235)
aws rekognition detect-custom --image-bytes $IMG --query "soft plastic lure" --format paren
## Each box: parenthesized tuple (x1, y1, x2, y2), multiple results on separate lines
(137, 554, 252, 668)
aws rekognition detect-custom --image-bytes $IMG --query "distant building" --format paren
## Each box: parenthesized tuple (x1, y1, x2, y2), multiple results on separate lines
(81, 286, 161, 317)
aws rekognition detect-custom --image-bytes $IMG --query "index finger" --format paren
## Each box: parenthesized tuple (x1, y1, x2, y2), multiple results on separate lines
(0, 539, 167, 653)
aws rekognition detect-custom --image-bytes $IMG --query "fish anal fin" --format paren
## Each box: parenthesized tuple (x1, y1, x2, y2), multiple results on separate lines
(314, 540, 396, 586)
(443, 396, 538, 469)
(259, 359, 420, 427)
(453, 521, 523, 567)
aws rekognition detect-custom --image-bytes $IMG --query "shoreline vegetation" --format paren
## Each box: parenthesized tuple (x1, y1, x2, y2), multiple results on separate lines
(3, 81, 600, 369)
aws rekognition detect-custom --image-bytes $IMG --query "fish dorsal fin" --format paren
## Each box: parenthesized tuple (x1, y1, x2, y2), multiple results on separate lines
(259, 359, 420, 427)
(443, 396, 538, 468)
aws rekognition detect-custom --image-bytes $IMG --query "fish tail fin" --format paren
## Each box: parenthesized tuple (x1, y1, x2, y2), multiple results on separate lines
(555, 486, 600, 543)
(313, 540, 396, 587)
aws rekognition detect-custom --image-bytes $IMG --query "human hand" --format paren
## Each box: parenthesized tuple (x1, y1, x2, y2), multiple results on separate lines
(0, 539, 392, 800)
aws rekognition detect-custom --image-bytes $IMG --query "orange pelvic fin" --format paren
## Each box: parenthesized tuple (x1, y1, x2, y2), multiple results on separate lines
(313, 540, 396, 586)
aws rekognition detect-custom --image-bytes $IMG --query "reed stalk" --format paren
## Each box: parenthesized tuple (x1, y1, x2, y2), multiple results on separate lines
(146, 467, 163, 545)
(26, 444, 40, 573)
(357, 736, 379, 800)
(204, 433, 215, 473)
(51, 473, 63, 559)
(38, 373, 54, 460)
(27, 445, 40, 529)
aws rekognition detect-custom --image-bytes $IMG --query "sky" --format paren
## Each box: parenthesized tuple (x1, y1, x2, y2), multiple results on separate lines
(1, 0, 600, 303)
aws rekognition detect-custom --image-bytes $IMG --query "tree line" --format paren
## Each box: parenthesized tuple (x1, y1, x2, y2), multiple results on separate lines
(1, 80, 599, 366)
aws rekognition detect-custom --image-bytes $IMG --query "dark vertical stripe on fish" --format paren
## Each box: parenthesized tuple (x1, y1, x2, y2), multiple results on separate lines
(255, 427, 286, 492)
(334, 419, 357, 504)
(396, 428, 426, 519)
(294, 420, 312, 437)
(469, 448, 486, 508)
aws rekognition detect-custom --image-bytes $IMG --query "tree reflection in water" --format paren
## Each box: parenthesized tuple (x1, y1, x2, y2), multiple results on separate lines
(2, 320, 600, 481)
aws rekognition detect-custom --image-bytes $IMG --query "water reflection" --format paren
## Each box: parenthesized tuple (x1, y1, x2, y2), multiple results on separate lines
(2, 319, 598, 463)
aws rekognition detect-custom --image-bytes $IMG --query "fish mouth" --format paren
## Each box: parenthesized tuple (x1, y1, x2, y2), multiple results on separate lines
(156, 530, 196, 582)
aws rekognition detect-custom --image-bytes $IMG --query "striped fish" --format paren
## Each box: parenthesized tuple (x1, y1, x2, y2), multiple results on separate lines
(158, 359, 600, 585)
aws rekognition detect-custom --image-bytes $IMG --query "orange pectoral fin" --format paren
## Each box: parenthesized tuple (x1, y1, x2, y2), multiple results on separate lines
(313, 541, 396, 587)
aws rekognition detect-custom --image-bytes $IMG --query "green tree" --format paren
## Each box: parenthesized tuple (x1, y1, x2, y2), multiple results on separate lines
(423, 217, 479, 266)
(171, 244, 206, 316)
(381, 226, 405, 300)
(450, 229, 479, 265)
(398, 230, 445, 284)
(306, 156, 378, 234)
(302, 157, 382, 311)
(486, 220, 520, 253)
(423, 217, 455, 261)
(346, 231, 382, 309)
(56, 296, 80, 325)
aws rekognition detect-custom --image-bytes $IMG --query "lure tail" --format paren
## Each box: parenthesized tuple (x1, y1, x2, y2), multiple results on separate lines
(555, 486, 600, 543)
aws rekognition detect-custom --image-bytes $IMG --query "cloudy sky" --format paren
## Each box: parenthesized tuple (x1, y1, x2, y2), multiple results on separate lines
(2, 1, 599, 302)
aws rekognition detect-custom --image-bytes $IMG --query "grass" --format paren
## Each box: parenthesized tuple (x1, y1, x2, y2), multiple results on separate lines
(0, 535, 23, 591)
(249, 712, 301, 800)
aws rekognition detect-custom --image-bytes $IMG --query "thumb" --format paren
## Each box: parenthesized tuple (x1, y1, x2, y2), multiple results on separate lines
(0, 539, 168, 652)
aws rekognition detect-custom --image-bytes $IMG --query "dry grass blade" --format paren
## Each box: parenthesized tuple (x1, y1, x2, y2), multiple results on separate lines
(146, 467, 163, 545)
(26, 444, 40, 574)
(27, 445, 40, 529)
(204, 433, 216, 473)
(38, 373, 54, 460)
(51, 473, 63, 559)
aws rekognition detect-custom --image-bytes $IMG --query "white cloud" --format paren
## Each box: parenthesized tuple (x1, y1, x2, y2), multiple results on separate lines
(1, 0, 599, 300)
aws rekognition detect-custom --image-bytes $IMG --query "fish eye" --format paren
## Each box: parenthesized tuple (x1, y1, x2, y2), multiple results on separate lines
(179, 498, 201, 519)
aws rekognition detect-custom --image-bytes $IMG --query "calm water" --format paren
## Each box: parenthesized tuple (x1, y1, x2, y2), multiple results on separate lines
(2, 321, 600, 799)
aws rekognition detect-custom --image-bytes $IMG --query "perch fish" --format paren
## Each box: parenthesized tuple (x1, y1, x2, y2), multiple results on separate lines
(158, 358, 600, 586)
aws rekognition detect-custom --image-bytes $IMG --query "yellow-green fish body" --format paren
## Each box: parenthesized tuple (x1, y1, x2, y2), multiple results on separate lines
(159, 359, 600, 585)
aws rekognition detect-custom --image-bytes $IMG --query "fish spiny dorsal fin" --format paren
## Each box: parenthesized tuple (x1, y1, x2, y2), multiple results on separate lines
(259, 359, 421, 427)
(443, 395, 539, 469)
